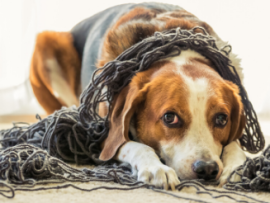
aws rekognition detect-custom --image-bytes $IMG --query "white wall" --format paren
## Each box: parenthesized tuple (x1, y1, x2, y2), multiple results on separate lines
(1, 0, 270, 115)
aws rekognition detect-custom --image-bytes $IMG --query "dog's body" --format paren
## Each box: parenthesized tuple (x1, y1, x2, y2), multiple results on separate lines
(30, 3, 246, 189)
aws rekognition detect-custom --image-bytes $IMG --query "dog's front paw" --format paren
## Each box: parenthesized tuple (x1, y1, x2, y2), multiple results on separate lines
(137, 164, 180, 190)
(218, 165, 241, 187)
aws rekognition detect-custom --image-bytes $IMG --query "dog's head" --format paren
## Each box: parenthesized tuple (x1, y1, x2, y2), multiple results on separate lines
(99, 50, 245, 180)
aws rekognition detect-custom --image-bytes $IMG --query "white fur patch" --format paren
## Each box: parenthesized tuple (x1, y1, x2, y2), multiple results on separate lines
(169, 49, 207, 67)
(118, 18, 166, 30)
(158, 50, 224, 179)
(215, 40, 243, 82)
(218, 141, 246, 186)
(160, 76, 222, 179)
(116, 141, 180, 189)
(46, 58, 79, 107)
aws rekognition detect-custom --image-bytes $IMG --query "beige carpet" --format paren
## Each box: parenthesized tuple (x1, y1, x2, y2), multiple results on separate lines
(1, 121, 270, 203)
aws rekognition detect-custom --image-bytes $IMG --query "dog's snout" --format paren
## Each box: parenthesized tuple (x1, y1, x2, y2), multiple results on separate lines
(193, 160, 219, 180)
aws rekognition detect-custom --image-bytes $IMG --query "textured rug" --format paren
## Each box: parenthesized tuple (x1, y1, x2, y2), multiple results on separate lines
(1, 122, 270, 203)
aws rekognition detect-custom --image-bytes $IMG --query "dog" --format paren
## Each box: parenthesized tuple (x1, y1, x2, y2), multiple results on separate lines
(30, 2, 247, 189)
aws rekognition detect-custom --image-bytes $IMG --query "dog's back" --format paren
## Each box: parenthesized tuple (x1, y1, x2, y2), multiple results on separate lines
(30, 2, 241, 114)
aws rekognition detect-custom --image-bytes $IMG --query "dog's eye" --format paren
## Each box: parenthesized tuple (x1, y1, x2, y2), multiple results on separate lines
(215, 113, 228, 127)
(162, 112, 182, 127)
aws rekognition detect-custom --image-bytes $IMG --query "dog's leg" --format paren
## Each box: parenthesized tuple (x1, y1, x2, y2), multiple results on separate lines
(30, 31, 81, 114)
(115, 141, 180, 190)
(218, 141, 246, 187)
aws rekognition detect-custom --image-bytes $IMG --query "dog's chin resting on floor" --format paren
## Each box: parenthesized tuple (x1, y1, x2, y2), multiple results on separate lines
(29, 3, 247, 190)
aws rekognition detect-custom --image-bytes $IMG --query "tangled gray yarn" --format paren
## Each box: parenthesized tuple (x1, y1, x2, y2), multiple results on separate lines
(0, 142, 269, 203)
(78, 26, 264, 154)
(0, 27, 267, 201)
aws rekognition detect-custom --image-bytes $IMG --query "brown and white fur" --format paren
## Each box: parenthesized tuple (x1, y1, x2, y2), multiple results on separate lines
(30, 4, 246, 189)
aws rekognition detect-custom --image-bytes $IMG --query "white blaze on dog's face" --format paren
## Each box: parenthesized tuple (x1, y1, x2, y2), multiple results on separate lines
(133, 50, 245, 180)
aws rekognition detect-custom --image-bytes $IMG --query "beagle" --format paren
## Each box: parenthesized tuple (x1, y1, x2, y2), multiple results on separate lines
(30, 3, 246, 189)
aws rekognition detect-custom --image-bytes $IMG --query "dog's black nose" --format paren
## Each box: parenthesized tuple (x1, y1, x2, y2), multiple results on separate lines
(193, 160, 219, 180)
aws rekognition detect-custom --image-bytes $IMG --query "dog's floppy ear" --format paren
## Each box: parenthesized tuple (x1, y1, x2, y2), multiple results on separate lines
(226, 81, 246, 143)
(99, 81, 147, 161)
